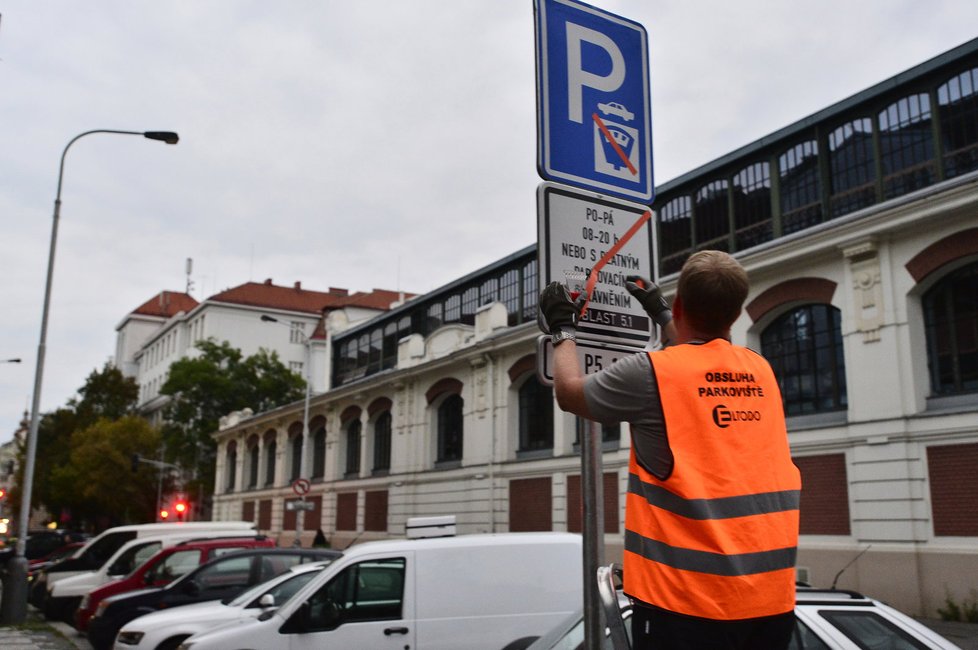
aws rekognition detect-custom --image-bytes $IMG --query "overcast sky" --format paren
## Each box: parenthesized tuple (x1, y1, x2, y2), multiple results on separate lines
(3, 1, 977, 442)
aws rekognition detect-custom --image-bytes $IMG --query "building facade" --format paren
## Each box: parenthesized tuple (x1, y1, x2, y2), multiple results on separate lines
(212, 39, 978, 616)
(114, 280, 406, 424)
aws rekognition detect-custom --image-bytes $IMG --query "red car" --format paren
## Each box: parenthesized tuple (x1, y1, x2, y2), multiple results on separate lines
(74, 535, 274, 631)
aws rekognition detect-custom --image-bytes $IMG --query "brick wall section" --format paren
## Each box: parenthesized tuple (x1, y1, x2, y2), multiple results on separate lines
(905, 227, 978, 282)
(928, 442, 978, 536)
(242, 500, 255, 524)
(258, 499, 272, 531)
(304, 495, 322, 531)
(566, 473, 620, 534)
(745, 278, 837, 323)
(364, 490, 389, 532)
(509, 477, 552, 532)
(794, 454, 851, 535)
(336, 492, 358, 531)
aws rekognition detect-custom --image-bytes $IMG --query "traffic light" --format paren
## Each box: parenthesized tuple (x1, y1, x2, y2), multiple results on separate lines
(159, 508, 169, 520)
(174, 500, 188, 522)
(0, 488, 6, 499)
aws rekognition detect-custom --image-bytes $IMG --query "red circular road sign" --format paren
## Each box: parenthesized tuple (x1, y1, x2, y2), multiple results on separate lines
(292, 478, 311, 496)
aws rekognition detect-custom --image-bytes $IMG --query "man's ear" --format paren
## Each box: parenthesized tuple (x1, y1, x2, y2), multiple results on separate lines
(672, 294, 684, 322)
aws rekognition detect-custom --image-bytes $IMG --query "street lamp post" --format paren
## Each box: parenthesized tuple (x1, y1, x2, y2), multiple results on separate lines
(0, 130, 179, 625)
(260, 315, 312, 547)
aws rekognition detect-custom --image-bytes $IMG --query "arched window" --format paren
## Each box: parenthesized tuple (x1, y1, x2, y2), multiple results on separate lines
(345, 419, 362, 477)
(732, 161, 772, 250)
(694, 179, 730, 251)
(923, 262, 978, 396)
(938, 67, 978, 178)
(311, 422, 326, 480)
(761, 304, 847, 416)
(437, 394, 464, 463)
(828, 118, 876, 217)
(373, 411, 392, 473)
(247, 436, 259, 489)
(264, 436, 277, 487)
(225, 442, 237, 492)
(518, 377, 554, 452)
(779, 140, 822, 234)
(658, 196, 692, 275)
(289, 432, 303, 481)
(878, 93, 934, 199)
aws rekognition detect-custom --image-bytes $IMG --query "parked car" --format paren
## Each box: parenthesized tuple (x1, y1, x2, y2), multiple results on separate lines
(75, 535, 276, 632)
(46, 531, 266, 624)
(0, 528, 88, 563)
(28, 541, 86, 581)
(525, 565, 963, 650)
(113, 561, 334, 650)
(164, 531, 584, 650)
(87, 547, 340, 650)
(30, 521, 255, 609)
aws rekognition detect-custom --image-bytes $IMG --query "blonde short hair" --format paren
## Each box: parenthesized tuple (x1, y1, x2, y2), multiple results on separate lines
(677, 250, 749, 334)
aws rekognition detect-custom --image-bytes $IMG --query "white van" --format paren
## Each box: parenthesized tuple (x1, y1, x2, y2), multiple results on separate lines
(174, 531, 583, 650)
(29, 521, 255, 610)
(44, 529, 255, 622)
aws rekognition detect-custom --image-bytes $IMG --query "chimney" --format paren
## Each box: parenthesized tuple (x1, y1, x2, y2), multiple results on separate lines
(294, 281, 302, 290)
(264, 278, 273, 286)
(329, 287, 349, 296)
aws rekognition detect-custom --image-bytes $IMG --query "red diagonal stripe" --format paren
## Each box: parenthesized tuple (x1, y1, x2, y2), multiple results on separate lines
(592, 113, 638, 176)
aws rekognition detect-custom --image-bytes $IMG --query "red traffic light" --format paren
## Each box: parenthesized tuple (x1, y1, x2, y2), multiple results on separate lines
(174, 501, 187, 514)
(159, 509, 169, 520)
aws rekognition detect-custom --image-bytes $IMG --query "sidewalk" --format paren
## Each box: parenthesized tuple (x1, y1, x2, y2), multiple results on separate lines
(0, 609, 89, 650)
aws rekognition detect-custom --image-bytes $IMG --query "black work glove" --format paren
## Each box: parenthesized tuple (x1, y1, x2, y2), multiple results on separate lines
(538, 282, 584, 335)
(625, 275, 672, 327)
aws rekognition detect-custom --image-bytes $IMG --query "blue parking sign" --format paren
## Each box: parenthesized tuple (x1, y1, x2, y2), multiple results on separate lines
(535, 0, 654, 203)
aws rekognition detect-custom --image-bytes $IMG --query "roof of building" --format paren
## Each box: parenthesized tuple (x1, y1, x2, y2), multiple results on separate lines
(131, 291, 199, 319)
(207, 280, 409, 315)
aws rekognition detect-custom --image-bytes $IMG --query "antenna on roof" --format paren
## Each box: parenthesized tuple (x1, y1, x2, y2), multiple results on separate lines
(830, 544, 871, 589)
(185, 257, 194, 295)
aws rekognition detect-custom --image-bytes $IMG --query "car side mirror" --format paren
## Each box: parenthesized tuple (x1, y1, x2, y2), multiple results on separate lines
(259, 593, 275, 608)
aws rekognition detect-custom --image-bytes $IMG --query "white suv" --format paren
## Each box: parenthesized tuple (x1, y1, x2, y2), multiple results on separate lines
(526, 566, 964, 650)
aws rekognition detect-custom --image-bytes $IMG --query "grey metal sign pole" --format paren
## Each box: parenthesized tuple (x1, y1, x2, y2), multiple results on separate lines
(582, 419, 606, 649)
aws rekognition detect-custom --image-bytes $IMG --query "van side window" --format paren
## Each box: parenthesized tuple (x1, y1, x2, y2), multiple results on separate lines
(153, 549, 202, 582)
(305, 558, 406, 631)
(108, 542, 161, 576)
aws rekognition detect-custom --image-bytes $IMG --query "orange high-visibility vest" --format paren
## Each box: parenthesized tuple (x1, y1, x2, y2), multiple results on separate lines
(624, 339, 801, 620)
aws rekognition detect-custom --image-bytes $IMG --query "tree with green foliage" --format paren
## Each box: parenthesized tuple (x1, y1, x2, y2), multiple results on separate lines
(11, 364, 147, 530)
(48, 416, 165, 527)
(160, 340, 305, 510)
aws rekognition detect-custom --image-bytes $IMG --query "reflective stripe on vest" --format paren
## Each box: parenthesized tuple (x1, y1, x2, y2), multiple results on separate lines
(623, 339, 801, 620)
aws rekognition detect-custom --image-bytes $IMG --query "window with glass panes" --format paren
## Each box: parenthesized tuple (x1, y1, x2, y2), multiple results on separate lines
(345, 419, 361, 477)
(290, 434, 303, 481)
(521, 259, 538, 323)
(879, 93, 935, 199)
(518, 377, 553, 452)
(779, 140, 822, 234)
(500, 269, 520, 325)
(247, 442, 259, 488)
(658, 196, 692, 276)
(923, 262, 978, 396)
(761, 304, 847, 416)
(938, 67, 978, 179)
(373, 412, 392, 472)
(828, 118, 876, 217)
(311, 424, 326, 479)
(694, 180, 730, 251)
(732, 162, 772, 250)
(264, 436, 276, 487)
(437, 394, 464, 463)
(225, 444, 237, 491)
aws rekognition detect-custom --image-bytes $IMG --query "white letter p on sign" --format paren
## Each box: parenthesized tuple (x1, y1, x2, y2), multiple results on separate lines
(565, 22, 625, 124)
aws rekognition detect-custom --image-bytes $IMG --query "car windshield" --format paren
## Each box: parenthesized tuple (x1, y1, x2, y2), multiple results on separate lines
(226, 563, 330, 607)
(819, 610, 932, 650)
